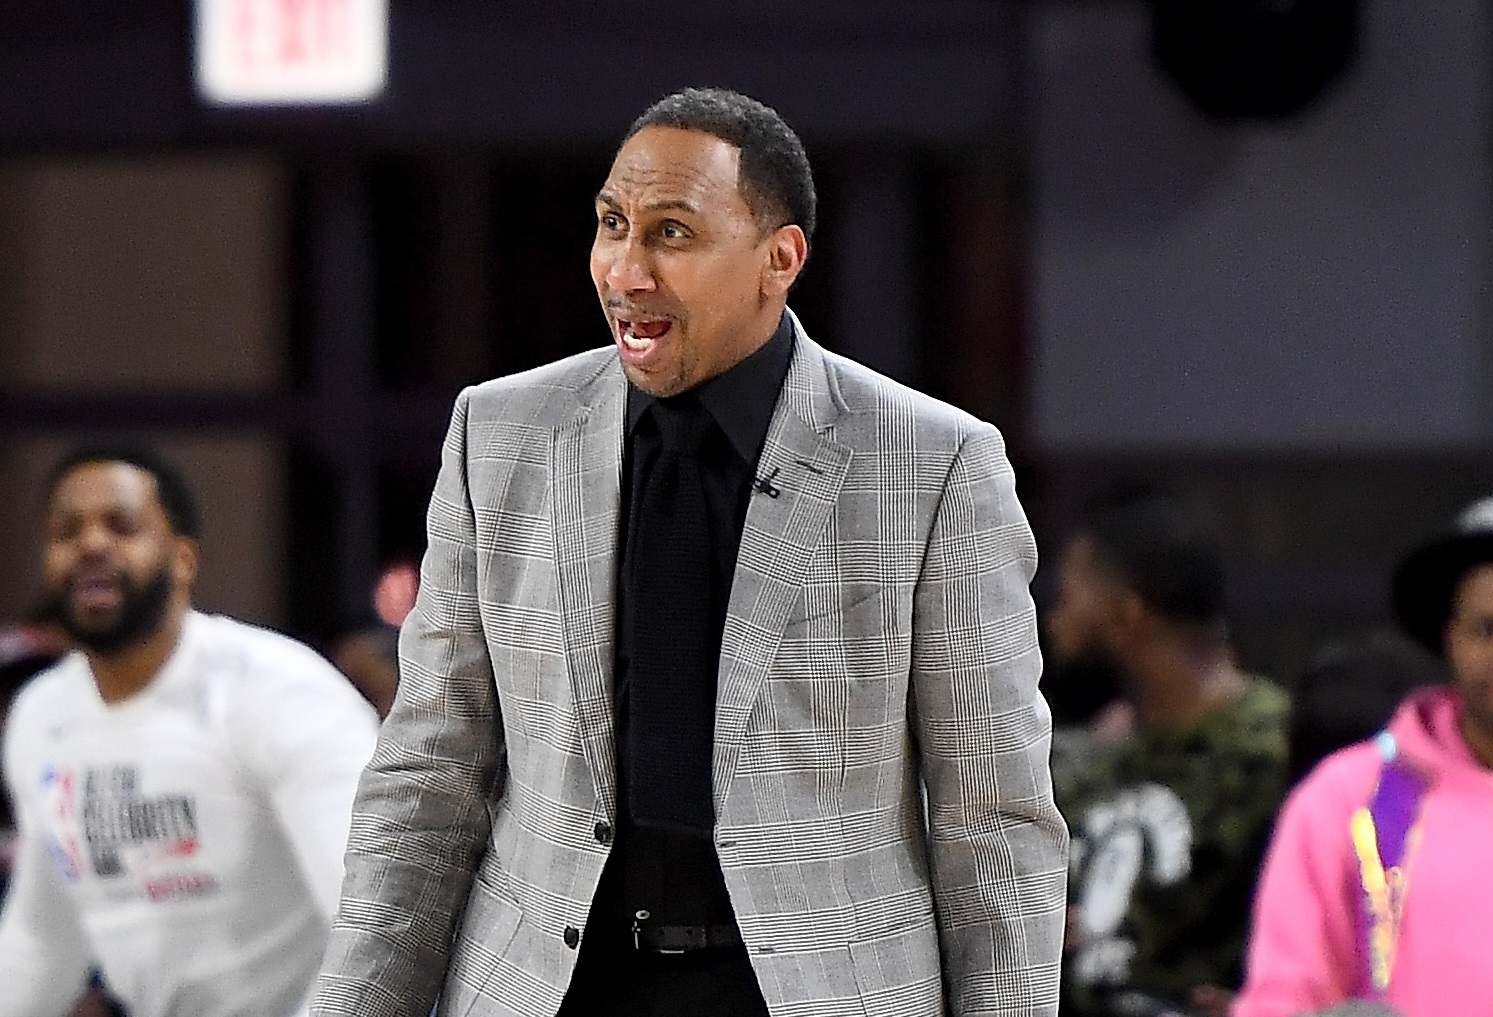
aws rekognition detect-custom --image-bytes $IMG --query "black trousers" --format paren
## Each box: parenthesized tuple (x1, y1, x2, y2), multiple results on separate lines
(557, 924, 770, 1017)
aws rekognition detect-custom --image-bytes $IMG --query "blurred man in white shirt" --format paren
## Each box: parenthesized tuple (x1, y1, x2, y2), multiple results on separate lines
(0, 445, 378, 1017)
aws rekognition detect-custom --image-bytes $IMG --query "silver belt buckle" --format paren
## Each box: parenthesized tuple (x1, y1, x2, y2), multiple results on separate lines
(632, 910, 691, 954)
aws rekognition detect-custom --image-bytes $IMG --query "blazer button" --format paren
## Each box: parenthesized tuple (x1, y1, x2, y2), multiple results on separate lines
(594, 821, 612, 845)
(563, 926, 580, 949)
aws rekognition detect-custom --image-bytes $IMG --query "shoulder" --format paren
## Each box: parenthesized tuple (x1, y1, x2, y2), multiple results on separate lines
(194, 612, 332, 671)
(5, 655, 88, 736)
(1294, 740, 1384, 801)
(1186, 676, 1289, 760)
(818, 346, 996, 457)
(1229, 677, 1292, 747)
(461, 348, 617, 429)
(3, 655, 89, 780)
(1277, 741, 1384, 837)
(806, 342, 1014, 502)
(1254, 742, 1382, 881)
(190, 614, 366, 710)
(187, 617, 376, 781)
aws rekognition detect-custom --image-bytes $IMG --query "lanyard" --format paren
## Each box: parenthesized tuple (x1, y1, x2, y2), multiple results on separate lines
(1350, 805, 1419, 993)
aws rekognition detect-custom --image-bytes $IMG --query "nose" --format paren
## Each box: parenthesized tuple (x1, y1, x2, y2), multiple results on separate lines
(75, 519, 117, 557)
(606, 236, 656, 294)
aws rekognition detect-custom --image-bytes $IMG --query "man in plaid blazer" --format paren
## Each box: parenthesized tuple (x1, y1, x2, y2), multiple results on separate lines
(312, 88, 1066, 1017)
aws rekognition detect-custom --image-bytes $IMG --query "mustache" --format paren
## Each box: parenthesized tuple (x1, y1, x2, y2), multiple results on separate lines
(604, 298, 678, 320)
(49, 563, 175, 655)
(62, 565, 125, 591)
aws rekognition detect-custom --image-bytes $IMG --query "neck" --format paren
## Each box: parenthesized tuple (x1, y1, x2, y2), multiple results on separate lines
(1128, 637, 1245, 733)
(85, 604, 188, 704)
(735, 302, 786, 360)
(1459, 712, 1493, 770)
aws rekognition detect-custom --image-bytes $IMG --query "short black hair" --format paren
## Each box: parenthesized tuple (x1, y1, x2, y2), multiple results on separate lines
(1083, 494, 1226, 626)
(45, 443, 201, 540)
(625, 87, 817, 245)
(1288, 630, 1443, 784)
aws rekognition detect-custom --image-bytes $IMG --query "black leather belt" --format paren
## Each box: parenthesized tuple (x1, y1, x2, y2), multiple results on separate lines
(630, 910, 743, 954)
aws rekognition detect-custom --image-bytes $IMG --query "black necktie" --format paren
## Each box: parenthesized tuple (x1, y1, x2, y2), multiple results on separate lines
(626, 397, 718, 833)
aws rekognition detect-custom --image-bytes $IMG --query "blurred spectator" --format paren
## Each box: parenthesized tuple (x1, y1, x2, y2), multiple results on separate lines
(1044, 563, 1133, 794)
(0, 617, 68, 895)
(1234, 498, 1493, 1017)
(0, 444, 378, 1017)
(1050, 494, 1288, 1017)
(370, 560, 418, 629)
(329, 624, 399, 719)
(327, 561, 417, 719)
(1042, 598, 1126, 728)
(1287, 630, 1443, 785)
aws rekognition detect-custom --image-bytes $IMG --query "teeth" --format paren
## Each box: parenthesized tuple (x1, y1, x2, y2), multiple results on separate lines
(621, 322, 656, 352)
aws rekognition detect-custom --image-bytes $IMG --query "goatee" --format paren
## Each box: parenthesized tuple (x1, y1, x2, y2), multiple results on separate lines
(1040, 648, 1127, 727)
(51, 566, 174, 656)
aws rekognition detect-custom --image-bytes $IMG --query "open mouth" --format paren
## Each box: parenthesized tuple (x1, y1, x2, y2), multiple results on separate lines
(71, 575, 122, 615)
(615, 317, 673, 361)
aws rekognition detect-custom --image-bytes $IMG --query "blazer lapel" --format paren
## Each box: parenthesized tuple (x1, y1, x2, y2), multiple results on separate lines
(552, 359, 627, 815)
(713, 325, 852, 809)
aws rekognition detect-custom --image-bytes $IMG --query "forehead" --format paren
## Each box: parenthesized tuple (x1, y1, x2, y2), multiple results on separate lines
(50, 462, 161, 517)
(602, 126, 747, 213)
(1454, 563, 1493, 613)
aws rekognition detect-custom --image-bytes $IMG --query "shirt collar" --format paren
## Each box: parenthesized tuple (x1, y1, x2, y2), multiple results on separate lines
(626, 310, 795, 463)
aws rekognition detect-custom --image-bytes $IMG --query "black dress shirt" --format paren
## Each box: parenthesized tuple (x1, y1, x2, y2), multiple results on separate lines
(604, 311, 794, 928)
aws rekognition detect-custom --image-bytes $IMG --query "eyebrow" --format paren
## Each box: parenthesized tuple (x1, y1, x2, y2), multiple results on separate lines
(594, 191, 701, 216)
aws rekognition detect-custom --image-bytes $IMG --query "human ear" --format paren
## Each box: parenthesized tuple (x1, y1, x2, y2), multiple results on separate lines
(173, 537, 200, 591)
(761, 224, 808, 297)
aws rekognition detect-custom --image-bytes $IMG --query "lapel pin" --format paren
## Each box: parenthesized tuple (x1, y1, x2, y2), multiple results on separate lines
(753, 467, 782, 498)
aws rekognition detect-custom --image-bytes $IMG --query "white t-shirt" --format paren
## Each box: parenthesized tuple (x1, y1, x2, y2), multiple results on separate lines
(0, 612, 379, 1017)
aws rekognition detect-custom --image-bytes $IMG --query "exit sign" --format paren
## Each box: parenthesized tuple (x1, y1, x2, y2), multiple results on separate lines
(195, 0, 389, 105)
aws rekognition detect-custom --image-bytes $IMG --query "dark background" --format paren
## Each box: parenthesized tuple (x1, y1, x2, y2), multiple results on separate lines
(2, 0, 1488, 684)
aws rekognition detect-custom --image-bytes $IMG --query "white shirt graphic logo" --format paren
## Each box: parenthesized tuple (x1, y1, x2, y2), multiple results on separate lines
(1071, 782, 1193, 987)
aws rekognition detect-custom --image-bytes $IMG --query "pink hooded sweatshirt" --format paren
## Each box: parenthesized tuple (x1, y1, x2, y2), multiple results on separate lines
(1233, 686, 1493, 1017)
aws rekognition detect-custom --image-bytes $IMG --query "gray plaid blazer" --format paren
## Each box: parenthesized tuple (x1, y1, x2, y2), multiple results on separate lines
(312, 314, 1068, 1017)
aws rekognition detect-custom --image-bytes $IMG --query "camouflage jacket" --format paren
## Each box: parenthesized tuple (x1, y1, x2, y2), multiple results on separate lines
(1057, 677, 1289, 1017)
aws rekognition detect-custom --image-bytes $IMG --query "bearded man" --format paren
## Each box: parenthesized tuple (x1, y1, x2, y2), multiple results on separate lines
(1047, 494, 1287, 1017)
(0, 445, 379, 1017)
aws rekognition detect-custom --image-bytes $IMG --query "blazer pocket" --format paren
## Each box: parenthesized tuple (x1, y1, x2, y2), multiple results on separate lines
(777, 585, 908, 685)
(785, 584, 884, 628)
(772, 589, 908, 745)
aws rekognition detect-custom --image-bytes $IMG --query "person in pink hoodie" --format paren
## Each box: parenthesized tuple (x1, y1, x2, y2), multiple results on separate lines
(1233, 499, 1493, 1017)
